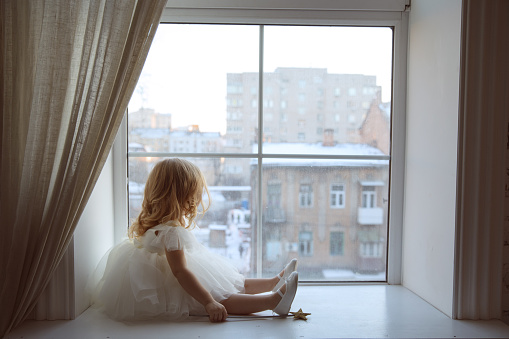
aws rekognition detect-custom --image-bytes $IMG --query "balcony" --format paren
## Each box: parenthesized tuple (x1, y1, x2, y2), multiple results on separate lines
(264, 208, 286, 223)
(357, 207, 384, 225)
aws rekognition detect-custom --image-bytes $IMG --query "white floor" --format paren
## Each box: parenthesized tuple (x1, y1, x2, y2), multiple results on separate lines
(6, 285, 509, 339)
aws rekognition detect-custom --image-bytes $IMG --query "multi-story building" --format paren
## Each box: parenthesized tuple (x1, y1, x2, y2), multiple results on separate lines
(129, 124, 223, 186)
(223, 68, 383, 183)
(168, 125, 222, 154)
(128, 108, 171, 131)
(224, 68, 381, 149)
(250, 142, 389, 279)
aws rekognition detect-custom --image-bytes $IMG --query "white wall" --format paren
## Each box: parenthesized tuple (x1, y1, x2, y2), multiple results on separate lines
(402, 0, 462, 317)
(73, 154, 115, 316)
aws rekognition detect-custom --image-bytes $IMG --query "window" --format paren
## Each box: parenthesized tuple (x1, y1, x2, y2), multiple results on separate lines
(362, 186, 376, 208)
(299, 184, 313, 208)
(266, 182, 284, 222)
(330, 232, 344, 256)
(330, 184, 345, 208)
(299, 231, 313, 256)
(360, 242, 383, 258)
(124, 1, 404, 283)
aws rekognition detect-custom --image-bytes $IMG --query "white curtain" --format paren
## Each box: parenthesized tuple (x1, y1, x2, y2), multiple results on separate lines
(0, 0, 166, 336)
(454, 0, 509, 319)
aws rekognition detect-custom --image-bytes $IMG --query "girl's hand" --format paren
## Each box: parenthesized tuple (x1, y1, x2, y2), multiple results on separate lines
(205, 300, 228, 322)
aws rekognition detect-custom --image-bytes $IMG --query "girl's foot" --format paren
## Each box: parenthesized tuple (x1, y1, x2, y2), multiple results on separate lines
(272, 258, 298, 292)
(273, 272, 299, 316)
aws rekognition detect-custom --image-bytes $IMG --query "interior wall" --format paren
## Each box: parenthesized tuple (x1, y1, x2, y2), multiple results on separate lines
(402, 0, 462, 317)
(73, 153, 115, 316)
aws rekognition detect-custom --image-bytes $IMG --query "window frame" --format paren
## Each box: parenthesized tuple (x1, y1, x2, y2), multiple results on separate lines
(115, 0, 409, 284)
(362, 186, 377, 209)
(298, 184, 314, 208)
(330, 183, 346, 209)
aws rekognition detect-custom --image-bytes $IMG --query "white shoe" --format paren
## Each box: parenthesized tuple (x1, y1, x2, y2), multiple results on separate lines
(272, 258, 298, 292)
(273, 271, 298, 316)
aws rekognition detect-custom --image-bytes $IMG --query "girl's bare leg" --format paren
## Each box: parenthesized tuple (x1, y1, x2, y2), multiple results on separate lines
(221, 285, 285, 314)
(243, 265, 290, 294)
(244, 277, 278, 294)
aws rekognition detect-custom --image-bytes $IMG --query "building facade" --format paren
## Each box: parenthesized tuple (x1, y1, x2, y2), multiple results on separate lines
(250, 143, 389, 279)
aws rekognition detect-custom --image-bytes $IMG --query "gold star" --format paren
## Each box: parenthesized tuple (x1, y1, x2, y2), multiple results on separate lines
(289, 308, 311, 320)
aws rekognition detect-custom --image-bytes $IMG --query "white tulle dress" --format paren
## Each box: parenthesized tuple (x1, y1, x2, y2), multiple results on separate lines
(88, 221, 245, 321)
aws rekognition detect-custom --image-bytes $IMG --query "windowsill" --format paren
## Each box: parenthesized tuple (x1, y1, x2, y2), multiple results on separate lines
(9, 285, 509, 338)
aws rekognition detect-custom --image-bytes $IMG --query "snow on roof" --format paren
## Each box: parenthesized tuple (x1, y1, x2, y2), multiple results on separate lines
(169, 131, 221, 138)
(208, 186, 251, 192)
(252, 143, 388, 167)
(128, 142, 145, 149)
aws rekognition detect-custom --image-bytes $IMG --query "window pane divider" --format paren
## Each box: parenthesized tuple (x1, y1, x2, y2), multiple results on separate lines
(128, 152, 390, 161)
(256, 25, 264, 278)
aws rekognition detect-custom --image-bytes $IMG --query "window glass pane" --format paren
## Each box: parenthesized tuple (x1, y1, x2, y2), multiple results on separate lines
(127, 23, 393, 283)
(259, 159, 389, 281)
(128, 24, 259, 153)
(262, 26, 392, 154)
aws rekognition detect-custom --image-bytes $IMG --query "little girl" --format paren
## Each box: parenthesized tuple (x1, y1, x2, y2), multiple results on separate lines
(90, 158, 298, 322)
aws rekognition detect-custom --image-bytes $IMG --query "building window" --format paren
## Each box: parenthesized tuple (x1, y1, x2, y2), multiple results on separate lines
(266, 183, 284, 222)
(299, 231, 313, 256)
(359, 242, 383, 258)
(330, 184, 345, 208)
(362, 186, 376, 208)
(299, 184, 313, 208)
(330, 232, 344, 256)
(267, 183, 281, 208)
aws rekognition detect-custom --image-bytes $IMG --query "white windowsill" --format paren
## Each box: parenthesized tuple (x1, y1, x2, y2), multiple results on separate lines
(10, 285, 509, 338)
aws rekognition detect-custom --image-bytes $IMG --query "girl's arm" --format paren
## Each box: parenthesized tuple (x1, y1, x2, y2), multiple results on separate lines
(165, 249, 228, 322)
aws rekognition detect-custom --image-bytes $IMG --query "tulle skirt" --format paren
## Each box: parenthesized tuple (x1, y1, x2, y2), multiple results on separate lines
(88, 235, 245, 321)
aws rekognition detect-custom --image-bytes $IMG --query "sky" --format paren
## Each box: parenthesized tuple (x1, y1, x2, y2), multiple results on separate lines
(128, 24, 393, 134)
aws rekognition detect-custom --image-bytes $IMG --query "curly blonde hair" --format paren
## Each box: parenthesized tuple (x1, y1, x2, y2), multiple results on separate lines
(129, 158, 210, 238)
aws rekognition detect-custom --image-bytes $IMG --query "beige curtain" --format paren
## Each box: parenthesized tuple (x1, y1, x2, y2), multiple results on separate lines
(0, 0, 166, 336)
(454, 0, 509, 319)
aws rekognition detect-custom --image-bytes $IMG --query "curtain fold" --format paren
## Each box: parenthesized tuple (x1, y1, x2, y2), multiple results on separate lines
(0, 0, 166, 336)
(454, 0, 509, 319)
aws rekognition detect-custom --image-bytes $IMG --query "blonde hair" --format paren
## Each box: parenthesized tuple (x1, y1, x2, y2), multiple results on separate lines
(129, 158, 210, 238)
